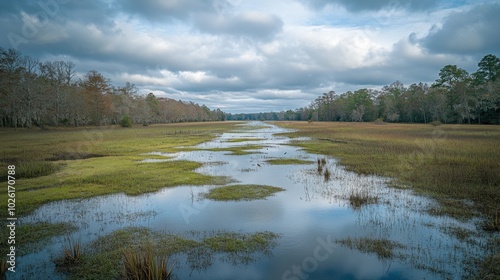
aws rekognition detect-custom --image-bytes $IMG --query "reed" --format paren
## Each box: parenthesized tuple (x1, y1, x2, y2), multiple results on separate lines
(123, 247, 173, 280)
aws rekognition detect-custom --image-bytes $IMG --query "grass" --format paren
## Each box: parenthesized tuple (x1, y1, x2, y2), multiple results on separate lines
(265, 158, 313, 165)
(348, 189, 379, 209)
(0, 222, 77, 256)
(1, 258, 6, 279)
(203, 184, 285, 201)
(62, 238, 85, 265)
(123, 246, 173, 280)
(54, 227, 279, 279)
(201, 144, 267, 155)
(273, 121, 500, 225)
(0, 122, 240, 217)
(336, 237, 405, 259)
(225, 137, 265, 142)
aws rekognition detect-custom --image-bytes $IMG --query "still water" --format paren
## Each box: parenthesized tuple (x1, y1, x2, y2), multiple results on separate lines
(16, 122, 490, 279)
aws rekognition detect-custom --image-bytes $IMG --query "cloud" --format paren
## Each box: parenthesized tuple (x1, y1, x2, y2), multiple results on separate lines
(420, 3, 500, 55)
(118, 0, 227, 21)
(194, 12, 283, 40)
(1, 0, 496, 114)
(303, 0, 439, 12)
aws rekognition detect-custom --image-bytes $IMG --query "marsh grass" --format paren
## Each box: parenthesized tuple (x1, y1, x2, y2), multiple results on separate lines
(202, 144, 267, 155)
(1, 257, 6, 280)
(0, 122, 240, 217)
(265, 158, 313, 165)
(0, 222, 76, 257)
(123, 246, 173, 280)
(225, 138, 265, 142)
(54, 227, 279, 279)
(55, 237, 85, 268)
(336, 237, 405, 259)
(474, 252, 500, 279)
(47, 152, 105, 161)
(482, 208, 500, 232)
(203, 184, 285, 201)
(274, 121, 500, 227)
(8, 160, 60, 180)
(348, 189, 379, 209)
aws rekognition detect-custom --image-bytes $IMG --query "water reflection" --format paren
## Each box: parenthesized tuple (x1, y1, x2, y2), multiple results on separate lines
(16, 121, 496, 279)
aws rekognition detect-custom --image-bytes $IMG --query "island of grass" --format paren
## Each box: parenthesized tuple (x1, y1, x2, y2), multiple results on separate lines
(336, 237, 405, 259)
(204, 184, 285, 201)
(266, 158, 313, 165)
(202, 144, 267, 155)
(54, 227, 280, 279)
(225, 137, 265, 143)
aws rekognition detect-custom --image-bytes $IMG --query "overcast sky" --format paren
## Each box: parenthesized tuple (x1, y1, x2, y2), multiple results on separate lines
(1, 0, 500, 113)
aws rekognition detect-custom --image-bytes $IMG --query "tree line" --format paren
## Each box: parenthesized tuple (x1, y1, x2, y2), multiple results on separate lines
(0, 48, 225, 128)
(227, 54, 500, 124)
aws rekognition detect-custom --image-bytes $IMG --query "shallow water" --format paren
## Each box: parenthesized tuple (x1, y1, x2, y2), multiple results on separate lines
(16, 122, 493, 279)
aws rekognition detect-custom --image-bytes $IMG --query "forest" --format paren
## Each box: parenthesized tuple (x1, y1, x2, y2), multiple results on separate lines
(227, 54, 500, 124)
(2, 48, 499, 127)
(0, 48, 225, 128)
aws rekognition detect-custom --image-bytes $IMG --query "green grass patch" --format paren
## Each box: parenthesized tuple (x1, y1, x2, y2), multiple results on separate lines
(204, 184, 285, 201)
(266, 158, 313, 165)
(225, 138, 266, 143)
(54, 227, 280, 279)
(9, 158, 231, 216)
(336, 237, 405, 259)
(202, 144, 267, 155)
(0, 222, 77, 256)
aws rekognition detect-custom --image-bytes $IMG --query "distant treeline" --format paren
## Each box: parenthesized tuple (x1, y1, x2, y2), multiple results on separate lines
(0, 48, 225, 128)
(227, 54, 500, 124)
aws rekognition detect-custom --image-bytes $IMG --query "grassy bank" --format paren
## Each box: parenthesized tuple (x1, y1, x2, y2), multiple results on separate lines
(0, 122, 241, 217)
(272, 121, 500, 225)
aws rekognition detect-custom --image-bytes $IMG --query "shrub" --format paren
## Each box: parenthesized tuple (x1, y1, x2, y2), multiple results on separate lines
(120, 115, 133, 127)
(430, 120, 442, 126)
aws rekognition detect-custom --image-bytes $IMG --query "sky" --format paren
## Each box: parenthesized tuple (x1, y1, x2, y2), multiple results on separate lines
(1, 0, 500, 113)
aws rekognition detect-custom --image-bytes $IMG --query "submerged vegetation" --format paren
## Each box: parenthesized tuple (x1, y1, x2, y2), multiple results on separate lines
(203, 184, 285, 201)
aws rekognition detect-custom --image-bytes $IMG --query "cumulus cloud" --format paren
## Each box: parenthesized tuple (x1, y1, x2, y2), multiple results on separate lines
(420, 3, 500, 55)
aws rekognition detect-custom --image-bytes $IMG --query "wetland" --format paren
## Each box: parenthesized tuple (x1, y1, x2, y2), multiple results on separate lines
(1, 121, 499, 279)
